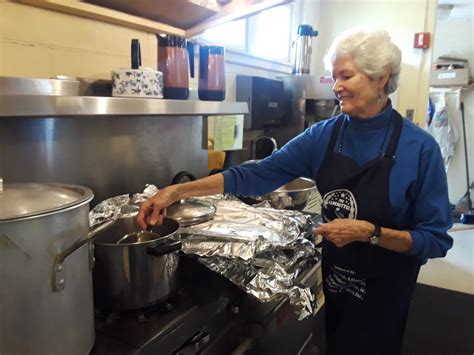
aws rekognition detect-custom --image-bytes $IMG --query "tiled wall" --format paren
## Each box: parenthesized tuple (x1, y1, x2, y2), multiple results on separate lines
(0, 2, 156, 79)
(0, 2, 290, 101)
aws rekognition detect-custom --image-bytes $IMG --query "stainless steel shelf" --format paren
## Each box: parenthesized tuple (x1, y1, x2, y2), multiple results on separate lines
(0, 95, 248, 117)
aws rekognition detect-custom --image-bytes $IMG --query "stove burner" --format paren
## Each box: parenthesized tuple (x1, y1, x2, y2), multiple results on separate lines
(96, 296, 178, 325)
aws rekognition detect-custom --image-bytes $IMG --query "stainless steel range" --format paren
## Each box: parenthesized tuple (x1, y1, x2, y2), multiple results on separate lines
(92, 255, 321, 355)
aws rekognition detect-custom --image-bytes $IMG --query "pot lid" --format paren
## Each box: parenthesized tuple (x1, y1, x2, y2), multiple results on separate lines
(166, 198, 216, 227)
(0, 183, 94, 222)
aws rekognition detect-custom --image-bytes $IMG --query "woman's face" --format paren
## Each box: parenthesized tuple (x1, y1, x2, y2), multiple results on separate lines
(331, 56, 387, 118)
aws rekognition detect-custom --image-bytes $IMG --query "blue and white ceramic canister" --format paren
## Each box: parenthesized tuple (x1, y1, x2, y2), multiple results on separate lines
(112, 68, 163, 98)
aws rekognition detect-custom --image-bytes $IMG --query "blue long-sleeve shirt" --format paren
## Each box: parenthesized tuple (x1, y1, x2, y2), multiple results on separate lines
(223, 103, 453, 263)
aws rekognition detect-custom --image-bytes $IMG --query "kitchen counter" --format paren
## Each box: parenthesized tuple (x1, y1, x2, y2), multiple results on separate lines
(417, 224, 474, 294)
(448, 222, 474, 232)
(0, 95, 248, 117)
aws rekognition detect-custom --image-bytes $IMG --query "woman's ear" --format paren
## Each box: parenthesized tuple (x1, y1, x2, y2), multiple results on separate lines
(378, 68, 390, 91)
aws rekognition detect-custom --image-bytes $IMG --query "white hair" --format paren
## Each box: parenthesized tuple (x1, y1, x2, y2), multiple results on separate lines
(324, 27, 402, 95)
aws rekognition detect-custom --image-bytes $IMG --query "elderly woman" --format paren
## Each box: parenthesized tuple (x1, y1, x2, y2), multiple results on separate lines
(138, 28, 453, 355)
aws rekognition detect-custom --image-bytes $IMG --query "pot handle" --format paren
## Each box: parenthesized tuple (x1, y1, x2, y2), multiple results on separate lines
(147, 240, 182, 257)
(52, 219, 115, 292)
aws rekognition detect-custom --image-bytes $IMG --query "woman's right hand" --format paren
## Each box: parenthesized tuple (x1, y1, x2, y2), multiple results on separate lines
(137, 173, 225, 229)
(137, 186, 176, 229)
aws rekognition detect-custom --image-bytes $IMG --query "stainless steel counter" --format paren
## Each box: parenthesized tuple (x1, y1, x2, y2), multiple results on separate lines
(0, 95, 248, 117)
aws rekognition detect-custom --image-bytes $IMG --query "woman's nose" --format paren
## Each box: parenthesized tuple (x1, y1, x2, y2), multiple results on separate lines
(332, 79, 341, 94)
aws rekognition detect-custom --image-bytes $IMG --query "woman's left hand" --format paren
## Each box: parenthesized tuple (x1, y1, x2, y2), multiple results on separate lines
(313, 219, 374, 247)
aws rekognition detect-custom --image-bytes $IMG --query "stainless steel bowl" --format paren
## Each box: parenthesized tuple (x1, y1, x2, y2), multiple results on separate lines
(264, 177, 317, 210)
(236, 177, 317, 211)
(239, 160, 318, 211)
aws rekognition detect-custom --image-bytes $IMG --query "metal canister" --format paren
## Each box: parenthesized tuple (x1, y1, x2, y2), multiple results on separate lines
(292, 24, 319, 75)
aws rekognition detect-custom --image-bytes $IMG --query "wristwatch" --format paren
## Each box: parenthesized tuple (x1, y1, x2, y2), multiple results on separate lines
(369, 224, 382, 245)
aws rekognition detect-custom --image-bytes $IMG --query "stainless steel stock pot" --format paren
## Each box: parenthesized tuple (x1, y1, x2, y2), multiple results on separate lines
(0, 183, 112, 355)
(92, 216, 181, 311)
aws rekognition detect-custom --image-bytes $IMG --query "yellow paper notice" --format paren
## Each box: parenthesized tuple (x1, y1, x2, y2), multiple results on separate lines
(214, 115, 236, 151)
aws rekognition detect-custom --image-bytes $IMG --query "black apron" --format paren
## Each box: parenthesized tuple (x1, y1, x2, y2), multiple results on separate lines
(316, 111, 420, 355)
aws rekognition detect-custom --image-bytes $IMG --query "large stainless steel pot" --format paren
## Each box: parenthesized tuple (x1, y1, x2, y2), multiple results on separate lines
(93, 216, 181, 311)
(0, 183, 113, 355)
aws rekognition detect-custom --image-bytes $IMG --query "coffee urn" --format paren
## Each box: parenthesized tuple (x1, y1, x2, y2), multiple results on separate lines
(292, 24, 318, 75)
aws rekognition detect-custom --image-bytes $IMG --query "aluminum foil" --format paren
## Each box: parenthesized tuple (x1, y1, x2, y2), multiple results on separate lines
(89, 185, 319, 320)
(198, 238, 318, 320)
(179, 198, 308, 258)
(89, 184, 158, 227)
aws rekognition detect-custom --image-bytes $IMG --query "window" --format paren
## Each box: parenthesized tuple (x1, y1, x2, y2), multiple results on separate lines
(248, 5, 292, 61)
(200, 4, 294, 63)
(200, 19, 247, 52)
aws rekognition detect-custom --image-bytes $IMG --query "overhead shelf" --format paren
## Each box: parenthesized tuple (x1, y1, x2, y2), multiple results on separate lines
(16, 0, 293, 37)
(0, 95, 249, 117)
(84, 0, 221, 30)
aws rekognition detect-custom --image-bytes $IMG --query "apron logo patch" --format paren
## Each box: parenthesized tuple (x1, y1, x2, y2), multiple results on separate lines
(322, 189, 358, 219)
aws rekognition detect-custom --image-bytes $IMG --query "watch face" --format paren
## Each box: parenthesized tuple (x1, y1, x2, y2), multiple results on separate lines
(370, 224, 381, 245)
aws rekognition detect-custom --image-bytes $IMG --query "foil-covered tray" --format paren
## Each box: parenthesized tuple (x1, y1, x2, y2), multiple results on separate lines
(89, 185, 320, 320)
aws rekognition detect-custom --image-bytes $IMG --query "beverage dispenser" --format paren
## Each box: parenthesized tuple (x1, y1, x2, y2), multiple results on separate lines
(292, 24, 318, 75)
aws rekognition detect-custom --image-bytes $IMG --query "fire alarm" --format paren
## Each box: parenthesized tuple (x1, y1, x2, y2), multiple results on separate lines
(414, 32, 430, 49)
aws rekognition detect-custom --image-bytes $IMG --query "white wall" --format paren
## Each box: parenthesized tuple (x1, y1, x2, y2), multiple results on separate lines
(433, 18, 474, 65)
(432, 15, 474, 202)
(310, 0, 435, 125)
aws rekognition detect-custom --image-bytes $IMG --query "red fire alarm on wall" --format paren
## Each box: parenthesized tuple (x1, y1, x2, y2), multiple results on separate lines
(414, 32, 430, 49)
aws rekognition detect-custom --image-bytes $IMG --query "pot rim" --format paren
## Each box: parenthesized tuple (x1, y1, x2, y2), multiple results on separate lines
(94, 231, 179, 247)
(93, 217, 180, 246)
(115, 231, 173, 246)
(272, 177, 317, 194)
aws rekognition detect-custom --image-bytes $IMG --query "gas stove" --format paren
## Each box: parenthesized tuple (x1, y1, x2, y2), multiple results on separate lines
(91, 255, 320, 355)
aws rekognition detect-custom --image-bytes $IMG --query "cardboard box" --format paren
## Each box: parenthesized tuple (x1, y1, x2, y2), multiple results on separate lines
(430, 68, 470, 87)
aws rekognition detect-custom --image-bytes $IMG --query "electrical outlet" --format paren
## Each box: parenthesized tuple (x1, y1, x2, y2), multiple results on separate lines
(406, 109, 414, 121)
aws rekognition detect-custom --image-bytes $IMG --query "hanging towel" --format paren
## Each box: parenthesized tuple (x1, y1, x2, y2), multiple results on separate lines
(427, 88, 461, 171)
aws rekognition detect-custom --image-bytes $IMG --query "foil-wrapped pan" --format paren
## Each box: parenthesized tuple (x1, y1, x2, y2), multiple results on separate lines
(89, 185, 320, 320)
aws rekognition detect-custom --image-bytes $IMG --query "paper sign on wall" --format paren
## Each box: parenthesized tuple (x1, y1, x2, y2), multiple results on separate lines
(209, 115, 244, 151)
